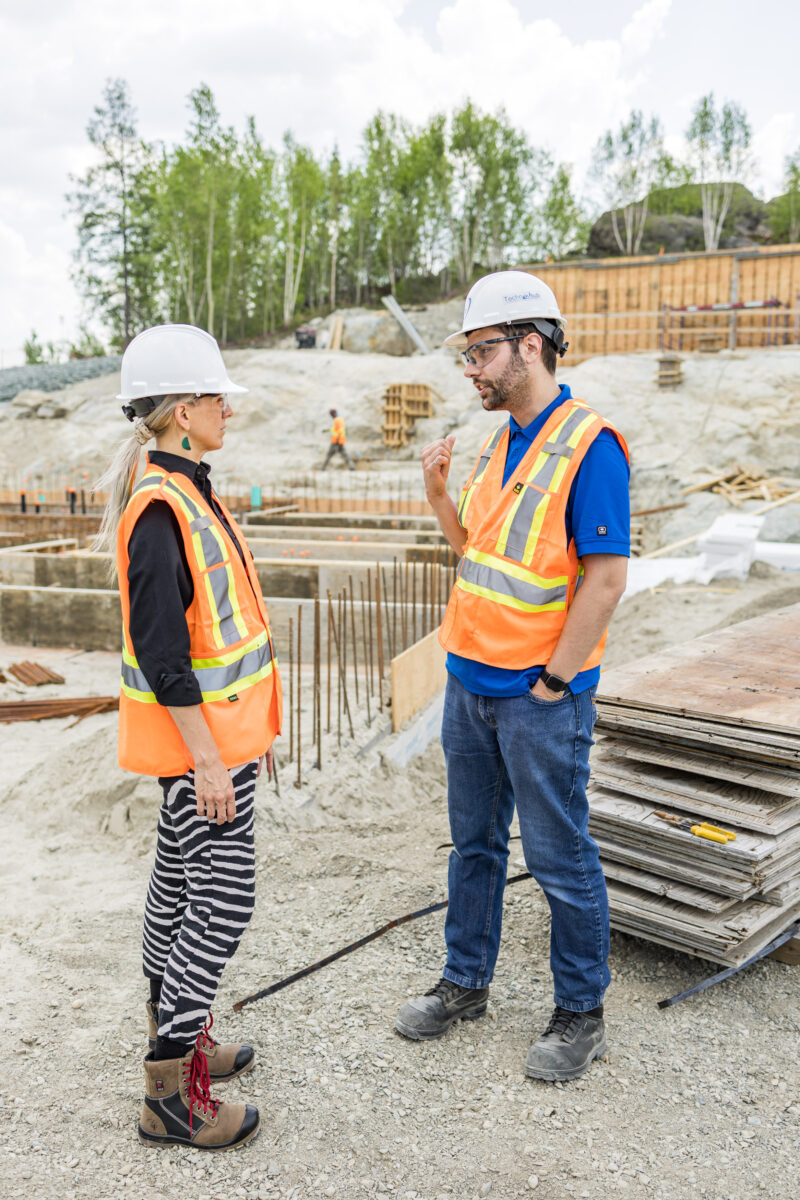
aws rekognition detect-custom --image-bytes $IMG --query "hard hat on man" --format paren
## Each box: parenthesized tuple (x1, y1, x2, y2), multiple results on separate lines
(444, 270, 566, 351)
(117, 324, 247, 419)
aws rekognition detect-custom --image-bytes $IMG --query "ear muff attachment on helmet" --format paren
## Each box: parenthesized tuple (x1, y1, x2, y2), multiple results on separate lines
(122, 396, 160, 423)
(529, 319, 569, 359)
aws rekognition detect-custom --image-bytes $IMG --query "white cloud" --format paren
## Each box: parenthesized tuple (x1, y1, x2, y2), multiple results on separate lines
(751, 112, 797, 198)
(0, 0, 795, 353)
(621, 0, 672, 60)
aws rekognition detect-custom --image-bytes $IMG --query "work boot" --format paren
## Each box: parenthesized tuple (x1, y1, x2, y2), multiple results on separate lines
(394, 978, 489, 1040)
(524, 1006, 606, 1082)
(147, 1004, 255, 1083)
(138, 1047, 260, 1150)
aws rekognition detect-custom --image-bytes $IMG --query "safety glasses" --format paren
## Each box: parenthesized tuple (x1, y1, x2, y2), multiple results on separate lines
(460, 334, 523, 367)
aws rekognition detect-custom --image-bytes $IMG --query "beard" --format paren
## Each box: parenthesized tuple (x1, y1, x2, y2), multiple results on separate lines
(477, 353, 529, 410)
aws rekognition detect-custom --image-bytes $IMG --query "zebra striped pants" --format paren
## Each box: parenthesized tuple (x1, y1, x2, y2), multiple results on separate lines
(142, 761, 258, 1044)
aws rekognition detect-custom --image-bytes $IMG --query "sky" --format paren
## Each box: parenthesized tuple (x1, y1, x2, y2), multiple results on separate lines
(1, 0, 798, 364)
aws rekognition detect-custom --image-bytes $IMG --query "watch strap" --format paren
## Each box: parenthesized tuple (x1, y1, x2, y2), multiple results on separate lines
(539, 668, 568, 695)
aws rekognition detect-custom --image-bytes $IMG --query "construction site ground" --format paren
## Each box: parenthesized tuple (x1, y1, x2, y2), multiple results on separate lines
(2, 337, 800, 1200)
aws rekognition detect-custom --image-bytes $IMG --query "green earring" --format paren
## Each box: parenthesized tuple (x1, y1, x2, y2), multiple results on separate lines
(181, 435, 191, 451)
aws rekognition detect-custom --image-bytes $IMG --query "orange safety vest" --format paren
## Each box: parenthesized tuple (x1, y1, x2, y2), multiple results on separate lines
(331, 417, 346, 444)
(439, 398, 629, 672)
(117, 463, 283, 777)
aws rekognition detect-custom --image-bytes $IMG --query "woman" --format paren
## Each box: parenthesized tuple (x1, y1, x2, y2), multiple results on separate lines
(95, 323, 282, 1150)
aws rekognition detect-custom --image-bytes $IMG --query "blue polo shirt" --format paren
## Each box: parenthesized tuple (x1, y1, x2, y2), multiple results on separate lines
(446, 384, 630, 697)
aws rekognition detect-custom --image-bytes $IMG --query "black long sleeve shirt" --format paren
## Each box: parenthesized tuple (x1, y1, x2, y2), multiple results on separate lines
(127, 451, 247, 706)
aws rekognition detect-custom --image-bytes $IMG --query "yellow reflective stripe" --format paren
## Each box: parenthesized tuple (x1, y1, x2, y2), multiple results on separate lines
(465, 546, 567, 590)
(458, 483, 476, 525)
(459, 426, 505, 526)
(191, 630, 268, 669)
(521, 491, 552, 566)
(120, 678, 159, 703)
(200, 657, 274, 703)
(221, 561, 250, 642)
(547, 413, 596, 494)
(455, 576, 566, 614)
(165, 484, 212, 571)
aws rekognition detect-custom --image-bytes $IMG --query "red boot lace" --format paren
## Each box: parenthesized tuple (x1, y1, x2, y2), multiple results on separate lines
(196, 1010, 217, 1053)
(182, 1046, 219, 1133)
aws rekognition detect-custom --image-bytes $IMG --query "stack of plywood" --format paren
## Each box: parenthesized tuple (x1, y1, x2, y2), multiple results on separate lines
(382, 383, 435, 449)
(590, 603, 800, 965)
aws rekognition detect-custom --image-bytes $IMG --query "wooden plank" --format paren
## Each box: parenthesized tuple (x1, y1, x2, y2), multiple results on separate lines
(769, 935, 800, 965)
(591, 753, 800, 834)
(598, 603, 800, 731)
(390, 628, 446, 732)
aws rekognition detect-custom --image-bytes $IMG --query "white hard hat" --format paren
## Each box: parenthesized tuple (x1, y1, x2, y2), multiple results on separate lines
(444, 270, 566, 350)
(117, 324, 247, 418)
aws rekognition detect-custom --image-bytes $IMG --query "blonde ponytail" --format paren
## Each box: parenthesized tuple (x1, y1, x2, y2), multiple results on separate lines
(91, 394, 198, 567)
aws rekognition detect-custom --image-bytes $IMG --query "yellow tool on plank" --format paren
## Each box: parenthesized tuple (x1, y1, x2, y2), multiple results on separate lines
(653, 811, 737, 844)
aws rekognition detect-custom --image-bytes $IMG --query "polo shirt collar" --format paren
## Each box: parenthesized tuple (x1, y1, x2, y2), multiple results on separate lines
(508, 383, 572, 441)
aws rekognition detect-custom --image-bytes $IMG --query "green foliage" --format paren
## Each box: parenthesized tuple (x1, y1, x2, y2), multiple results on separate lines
(589, 111, 666, 255)
(767, 149, 800, 244)
(68, 83, 592, 341)
(67, 78, 162, 349)
(68, 326, 106, 359)
(24, 330, 46, 364)
(685, 93, 752, 251)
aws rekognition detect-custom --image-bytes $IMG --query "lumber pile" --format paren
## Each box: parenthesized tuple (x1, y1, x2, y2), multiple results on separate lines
(9, 660, 65, 686)
(590, 603, 800, 966)
(0, 696, 118, 723)
(382, 383, 436, 449)
(681, 465, 800, 506)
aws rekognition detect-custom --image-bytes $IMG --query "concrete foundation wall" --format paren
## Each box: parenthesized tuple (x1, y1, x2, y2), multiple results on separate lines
(0, 584, 121, 651)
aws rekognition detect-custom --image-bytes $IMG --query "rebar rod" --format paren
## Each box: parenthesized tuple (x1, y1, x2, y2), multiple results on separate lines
(360, 578, 372, 726)
(337, 591, 343, 747)
(314, 594, 322, 771)
(288, 616, 294, 762)
(295, 604, 302, 789)
(348, 575, 360, 705)
(375, 566, 385, 710)
(327, 588, 355, 739)
(326, 592, 332, 733)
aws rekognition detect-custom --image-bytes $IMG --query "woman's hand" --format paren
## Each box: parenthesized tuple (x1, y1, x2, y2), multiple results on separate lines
(194, 756, 236, 824)
(256, 747, 274, 779)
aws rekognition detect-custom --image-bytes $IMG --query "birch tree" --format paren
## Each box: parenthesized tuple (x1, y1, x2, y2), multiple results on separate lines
(686, 94, 752, 252)
(590, 111, 665, 256)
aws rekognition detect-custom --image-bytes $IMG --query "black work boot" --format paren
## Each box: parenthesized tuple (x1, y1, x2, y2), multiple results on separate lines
(525, 1006, 606, 1082)
(394, 978, 489, 1040)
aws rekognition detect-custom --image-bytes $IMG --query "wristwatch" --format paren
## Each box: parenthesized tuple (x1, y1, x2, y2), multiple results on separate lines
(539, 667, 569, 695)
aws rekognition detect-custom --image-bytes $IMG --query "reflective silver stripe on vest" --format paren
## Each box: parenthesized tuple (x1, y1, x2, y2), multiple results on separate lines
(458, 425, 506, 524)
(122, 637, 272, 701)
(459, 555, 567, 609)
(121, 659, 152, 694)
(502, 408, 592, 562)
(193, 637, 272, 695)
(208, 561, 241, 644)
(503, 487, 550, 561)
(164, 480, 226, 569)
(132, 474, 163, 496)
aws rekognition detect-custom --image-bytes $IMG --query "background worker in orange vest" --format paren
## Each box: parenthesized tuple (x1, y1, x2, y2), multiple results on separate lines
(322, 407, 354, 470)
(395, 272, 630, 1083)
(94, 324, 282, 1150)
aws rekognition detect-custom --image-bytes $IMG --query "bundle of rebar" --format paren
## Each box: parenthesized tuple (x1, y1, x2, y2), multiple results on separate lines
(0, 696, 118, 723)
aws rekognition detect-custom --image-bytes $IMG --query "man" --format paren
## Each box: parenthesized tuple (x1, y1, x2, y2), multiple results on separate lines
(394, 271, 630, 1082)
(322, 408, 354, 470)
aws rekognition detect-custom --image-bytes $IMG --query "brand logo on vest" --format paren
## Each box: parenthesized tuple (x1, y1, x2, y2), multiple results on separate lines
(513, 482, 524, 494)
(228, 694, 239, 702)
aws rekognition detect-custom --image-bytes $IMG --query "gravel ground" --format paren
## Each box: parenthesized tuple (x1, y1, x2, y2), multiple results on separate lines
(0, 356, 122, 404)
(2, 612, 799, 1200)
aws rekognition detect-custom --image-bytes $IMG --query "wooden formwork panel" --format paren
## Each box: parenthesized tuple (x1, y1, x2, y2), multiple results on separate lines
(521, 245, 800, 361)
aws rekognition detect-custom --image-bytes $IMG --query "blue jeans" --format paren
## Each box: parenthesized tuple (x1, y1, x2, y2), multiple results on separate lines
(441, 674, 610, 1012)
